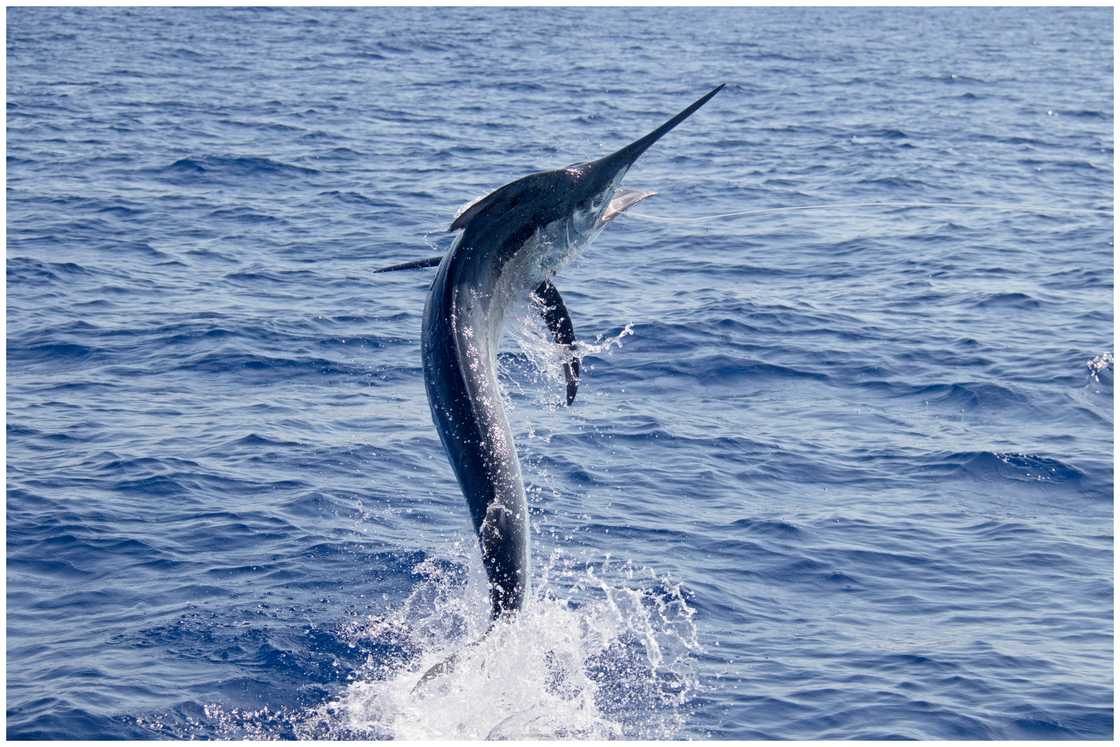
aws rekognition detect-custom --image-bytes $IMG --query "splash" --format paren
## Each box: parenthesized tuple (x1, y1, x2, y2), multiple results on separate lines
(504, 297, 635, 408)
(294, 552, 699, 740)
(1086, 351, 1113, 383)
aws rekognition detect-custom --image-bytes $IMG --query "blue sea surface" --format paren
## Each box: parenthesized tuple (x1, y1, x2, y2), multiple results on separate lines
(6, 6, 1114, 740)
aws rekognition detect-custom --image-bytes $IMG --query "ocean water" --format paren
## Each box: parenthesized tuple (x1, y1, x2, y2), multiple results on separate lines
(5, 6, 1114, 740)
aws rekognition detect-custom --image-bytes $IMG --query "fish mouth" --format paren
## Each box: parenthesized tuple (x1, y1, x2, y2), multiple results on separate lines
(601, 187, 657, 223)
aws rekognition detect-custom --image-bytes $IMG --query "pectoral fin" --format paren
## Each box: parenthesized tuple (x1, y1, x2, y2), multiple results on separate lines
(533, 281, 581, 406)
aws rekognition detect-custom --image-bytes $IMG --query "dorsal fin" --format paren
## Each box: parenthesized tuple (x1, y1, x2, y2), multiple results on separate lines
(374, 255, 443, 273)
(449, 172, 544, 232)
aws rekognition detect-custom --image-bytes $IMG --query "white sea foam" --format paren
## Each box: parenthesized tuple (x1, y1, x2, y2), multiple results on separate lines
(298, 551, 700, 740)
(1086, 351, 1113, 382)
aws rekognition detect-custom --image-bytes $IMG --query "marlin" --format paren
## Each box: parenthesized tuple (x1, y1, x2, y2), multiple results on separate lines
(379, 85, 724, 622)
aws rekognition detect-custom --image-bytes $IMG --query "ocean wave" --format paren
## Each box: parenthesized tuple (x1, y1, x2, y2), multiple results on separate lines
(859, 379, 1030, 410)
(7, 340, 99, 365)
(728, 518, 805, 538)
(920, 450, 1085, 483)
(153, 155, 321, 182)
(7, 256, 93, 283)
(7, 706, 150, 741)
(208, 206, 282, 223)
(173, 350, 367, 379)
(969, 291, 1042, 309)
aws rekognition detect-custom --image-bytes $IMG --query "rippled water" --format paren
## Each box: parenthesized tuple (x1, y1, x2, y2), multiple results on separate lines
(6, 6, 1113, 740)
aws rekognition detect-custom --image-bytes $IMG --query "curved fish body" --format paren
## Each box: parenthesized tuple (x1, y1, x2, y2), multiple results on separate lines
(417, 85, 724, 619)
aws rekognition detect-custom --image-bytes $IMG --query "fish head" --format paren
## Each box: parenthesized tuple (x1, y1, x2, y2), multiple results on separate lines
(448, 85, 724, 277)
